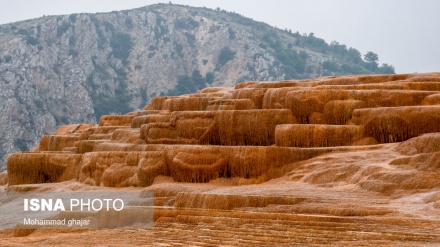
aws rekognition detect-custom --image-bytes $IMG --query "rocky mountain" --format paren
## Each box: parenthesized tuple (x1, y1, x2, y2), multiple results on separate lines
(0, 3, 394, 170)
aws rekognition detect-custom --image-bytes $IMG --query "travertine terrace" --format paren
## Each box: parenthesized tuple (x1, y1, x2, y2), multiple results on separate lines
(2, 73, 440, 246)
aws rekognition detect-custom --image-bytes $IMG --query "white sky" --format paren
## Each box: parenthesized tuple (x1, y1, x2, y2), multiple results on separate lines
(0, 0, 439, 74)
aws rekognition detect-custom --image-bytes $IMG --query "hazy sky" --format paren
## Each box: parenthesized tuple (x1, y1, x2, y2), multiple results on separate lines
(0, 0, 439, 74)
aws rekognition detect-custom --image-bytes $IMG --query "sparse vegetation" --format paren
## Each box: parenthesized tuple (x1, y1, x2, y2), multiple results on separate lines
(206, 72, 214, 84)
(322, 60, 339, 72)
(104, 21, 115, 32)
(59, 116, 69, 124)
(174, 17, 199, 30)
(3, 55, 12, 63)
(91, 81, 132, 120)
(291, 34, 394, 75)
(69, 48, 79, 57)
(260, 29, 308, 78)
(17, 29, 40, 46)
(34, 99, 44, 109)
(69, 36, 76, 47)
(17, 29, 29, 36)
(184, 32, 196, 47)
(125, 16, 133, 29)
(174, 42, 184, 57)
(69, 14, 77, 23)
(110, 32, 133, 65)
(91, 57, 111, 79)
(140, 87, 148, 107)
(57, 22, 71, 37)
(90, 15, 106, 48)
(217, 46, 236, 69)
(154, 15, 169, 40)
(228, 27, 236, 39)
(86, 74, 98, 90)
(25, 36, 39, 46)
(13, 139, 28, 151)
(209, 25, 221, 33)
(377, 64, 395, 74)
(163, 69, 211, 96)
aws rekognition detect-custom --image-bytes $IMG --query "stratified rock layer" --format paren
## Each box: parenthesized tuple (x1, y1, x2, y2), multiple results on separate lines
(8, 73, 440, 187)
(3, 73, 440, 245)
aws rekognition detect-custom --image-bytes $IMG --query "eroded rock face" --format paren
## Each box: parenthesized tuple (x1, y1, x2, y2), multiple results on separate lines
(7, 73, 440, 188)
(4, 73, 440, 245)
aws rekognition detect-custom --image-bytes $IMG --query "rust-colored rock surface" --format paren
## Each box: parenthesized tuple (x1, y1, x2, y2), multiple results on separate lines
(2, 73, 440, 245)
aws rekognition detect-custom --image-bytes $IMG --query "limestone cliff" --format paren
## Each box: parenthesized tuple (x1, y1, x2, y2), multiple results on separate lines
(0, 3, 394, 170)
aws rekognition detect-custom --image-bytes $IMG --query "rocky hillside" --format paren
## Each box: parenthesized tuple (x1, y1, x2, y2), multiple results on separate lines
(0, 3, 394, 170)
